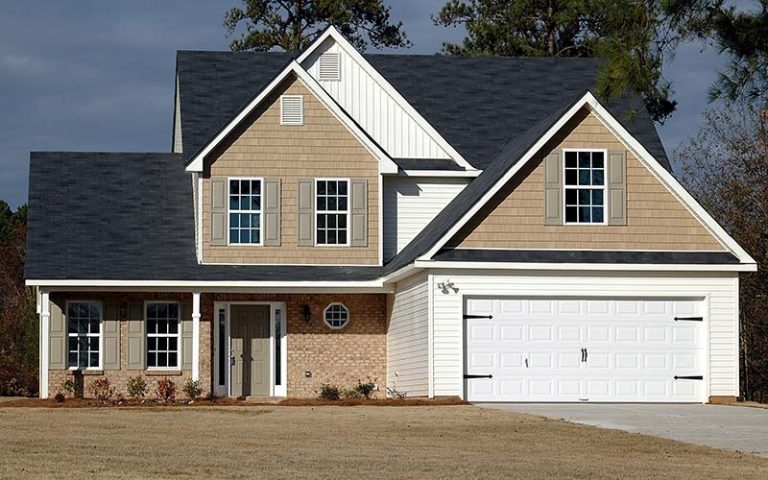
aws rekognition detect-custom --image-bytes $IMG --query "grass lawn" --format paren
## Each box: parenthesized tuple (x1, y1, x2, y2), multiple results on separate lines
(1, 405, 766, 479)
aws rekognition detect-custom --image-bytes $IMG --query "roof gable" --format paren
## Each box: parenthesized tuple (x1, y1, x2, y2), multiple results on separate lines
(184, 60, 397, 174)
(384, 92, 756, 274)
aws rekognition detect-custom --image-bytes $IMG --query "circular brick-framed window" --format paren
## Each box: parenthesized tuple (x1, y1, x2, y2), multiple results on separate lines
(323, 303, 350, 330)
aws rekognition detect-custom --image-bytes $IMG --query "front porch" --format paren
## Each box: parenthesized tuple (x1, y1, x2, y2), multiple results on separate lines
(40, 291, 387, 399)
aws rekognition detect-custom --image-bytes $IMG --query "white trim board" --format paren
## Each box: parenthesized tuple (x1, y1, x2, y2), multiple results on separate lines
(418, 92, 756, 267)
(297, 27, 478, 173)
(26, 279, 391, 290)
(415, 260, 756, 273)
(185, 59, 398, 175)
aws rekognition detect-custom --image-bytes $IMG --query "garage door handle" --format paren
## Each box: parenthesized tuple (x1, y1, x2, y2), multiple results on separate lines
(674, 316, 703, 322)
(674, 375, 703, 380)
(464, 374, 493, 379)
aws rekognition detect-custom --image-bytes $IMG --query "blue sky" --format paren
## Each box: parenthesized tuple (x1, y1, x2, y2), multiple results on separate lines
(0, 0, 724, 208)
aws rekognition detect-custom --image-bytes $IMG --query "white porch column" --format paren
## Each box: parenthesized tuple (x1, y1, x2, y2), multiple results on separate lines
(40, 290, 50, 399)
(192, 292, 201, 381)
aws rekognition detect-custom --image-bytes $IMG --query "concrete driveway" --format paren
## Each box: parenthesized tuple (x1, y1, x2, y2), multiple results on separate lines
(482, 403, 768, 458)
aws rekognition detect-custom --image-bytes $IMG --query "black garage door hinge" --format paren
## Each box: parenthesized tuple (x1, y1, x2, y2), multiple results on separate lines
(464, 374, 493, 379)
(674, 375, 703, 380)
(674, 316, 703, 322)
(463, 314, 493, 319)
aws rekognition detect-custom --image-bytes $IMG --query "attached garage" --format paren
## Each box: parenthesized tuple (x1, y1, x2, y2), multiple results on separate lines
(425, 273, 741, 404)
(464, 297, 706, 402)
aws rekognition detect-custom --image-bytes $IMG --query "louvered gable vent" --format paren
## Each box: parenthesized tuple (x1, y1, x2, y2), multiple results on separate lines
(280, 95, 304, 125)
(319, 52, 341, 81)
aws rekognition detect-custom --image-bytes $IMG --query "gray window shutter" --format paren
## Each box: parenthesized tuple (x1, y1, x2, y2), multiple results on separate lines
(126, 303, 145, 371)
(211, 177, 227, 246)
(607, 150, 627, 225)
(181, 303, 193, 370)
(263, 179, 281, 246)
(543, 150, 563, 225)
(297, 179, 314, 246)
(102, 303, 120, 370)
(350, 179, 368, 247)
(49, 301, 66, 369)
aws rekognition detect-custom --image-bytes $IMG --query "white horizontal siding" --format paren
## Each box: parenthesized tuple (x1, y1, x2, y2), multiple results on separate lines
(383, 177, 469, 260)
(303, 39, 451, 160)
(386, 272, 429, 397)
(429, 271, 739, 400)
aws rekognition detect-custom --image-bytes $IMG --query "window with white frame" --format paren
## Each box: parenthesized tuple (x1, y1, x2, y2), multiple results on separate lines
(229, 178, 262, 244)
(564, 150, 606, 224)
(316, 179, 349, 245)
(147, 302, 180, 369)
(323, 303, 349, 329)
(67, 302, 101, 369)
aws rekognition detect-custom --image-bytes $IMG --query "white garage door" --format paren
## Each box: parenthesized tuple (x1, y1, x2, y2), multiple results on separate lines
(464, 297, 706, 402)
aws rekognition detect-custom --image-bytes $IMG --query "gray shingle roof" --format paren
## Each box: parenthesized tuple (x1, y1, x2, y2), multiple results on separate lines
(26, 52, 703, 282)
(177, 52, 670, 171)
(25, 152, 380, 281)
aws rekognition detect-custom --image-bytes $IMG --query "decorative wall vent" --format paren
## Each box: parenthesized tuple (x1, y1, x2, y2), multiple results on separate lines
(318, 52, 341, 81)
(280, 95, 304, 125)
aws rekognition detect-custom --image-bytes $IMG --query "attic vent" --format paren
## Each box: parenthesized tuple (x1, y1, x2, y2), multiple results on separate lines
(280, 95, 304, 125)
(318, 52, 341, 81)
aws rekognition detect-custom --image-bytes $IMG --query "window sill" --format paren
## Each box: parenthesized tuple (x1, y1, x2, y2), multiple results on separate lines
(67, 370, 104, 376)
(145, 370, 183, 377)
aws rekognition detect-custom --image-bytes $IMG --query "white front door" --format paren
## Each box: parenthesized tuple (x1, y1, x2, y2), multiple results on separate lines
(464, 297, 706, 402)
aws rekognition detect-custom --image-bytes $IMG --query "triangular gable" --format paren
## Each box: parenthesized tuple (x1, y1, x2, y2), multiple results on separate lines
(185, 59, 398, 174)
(417, 92, 755, 266)
(296, 27, 477, 172)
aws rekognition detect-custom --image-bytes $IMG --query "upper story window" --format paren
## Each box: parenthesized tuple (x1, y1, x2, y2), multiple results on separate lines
(67, 302, 101, 369)
(316, 179, 349, 246)
(564, 150, 605, 224)
(229, 178, 262, 245)
(146, 302, 180, 369)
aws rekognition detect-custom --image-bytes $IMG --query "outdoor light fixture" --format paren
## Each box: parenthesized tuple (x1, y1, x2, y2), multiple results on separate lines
(302, 304, 312, 324)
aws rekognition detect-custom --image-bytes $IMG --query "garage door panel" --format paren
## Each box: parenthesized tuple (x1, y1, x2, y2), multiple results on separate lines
(464, 297, 706, 403)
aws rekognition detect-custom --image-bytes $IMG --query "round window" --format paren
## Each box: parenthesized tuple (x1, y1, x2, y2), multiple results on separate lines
(323, 303, 349, 329)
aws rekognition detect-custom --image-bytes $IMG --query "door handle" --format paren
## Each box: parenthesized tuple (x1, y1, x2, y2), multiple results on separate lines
(584, 348, 588, 362)
(580, 348, 585, 362)
(525, 358, 529, 368)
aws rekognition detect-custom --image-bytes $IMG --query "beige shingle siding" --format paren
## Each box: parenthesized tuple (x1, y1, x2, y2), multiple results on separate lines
(201, 76, 379, 265)
(450, 109, 725, 251)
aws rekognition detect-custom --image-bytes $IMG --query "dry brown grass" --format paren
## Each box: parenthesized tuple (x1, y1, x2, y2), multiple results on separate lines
(1, 405, 766, 479)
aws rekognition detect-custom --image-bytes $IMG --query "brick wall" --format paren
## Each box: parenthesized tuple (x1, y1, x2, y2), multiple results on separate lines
(48, 292, 386, 399)
(206, 293, 387, 398)
(48, 292, 211, 399)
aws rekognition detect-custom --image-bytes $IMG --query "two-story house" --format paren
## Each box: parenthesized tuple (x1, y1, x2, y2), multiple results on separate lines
(26, 27, 756, 403)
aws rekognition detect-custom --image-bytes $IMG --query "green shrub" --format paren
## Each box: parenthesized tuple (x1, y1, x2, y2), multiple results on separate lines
(353, 379, 376, 399)
(61, 379, 76, 397)
(126, 375, 148, 399)
(88, 378, 114, 403)
(182, 379, 203, 400)
(318, 384, 340, 401)
(156, 378, 176, 403)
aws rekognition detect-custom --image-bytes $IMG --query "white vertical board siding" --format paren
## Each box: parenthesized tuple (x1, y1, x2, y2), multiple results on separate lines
(387, 272, 429, 396)
(383, 177, 469, 260)
(303, 40, 451, 160)
(429, 271, 740, 400)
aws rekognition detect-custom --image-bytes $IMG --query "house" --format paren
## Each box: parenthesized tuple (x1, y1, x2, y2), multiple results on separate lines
(26, 27, 756, 403)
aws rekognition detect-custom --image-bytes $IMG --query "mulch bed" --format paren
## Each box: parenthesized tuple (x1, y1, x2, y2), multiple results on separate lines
(0, 396, 468, 409)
